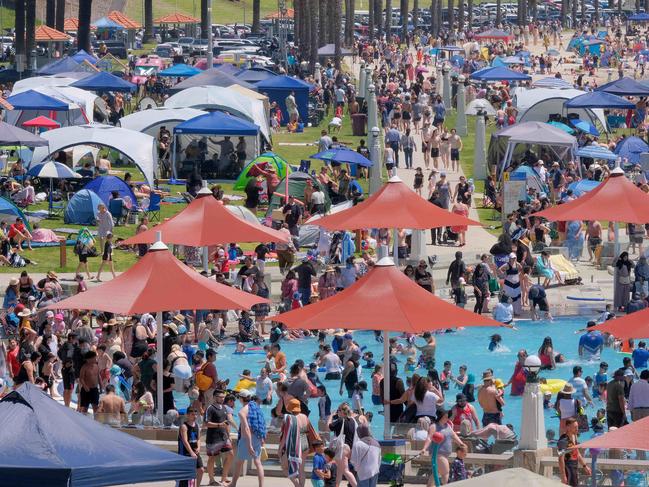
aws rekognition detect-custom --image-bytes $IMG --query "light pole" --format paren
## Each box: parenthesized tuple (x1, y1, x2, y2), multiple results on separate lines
(473, 107, 487, 181)
(442, 64, 451, 109)
(519, 355, 546, 450)
(456, 75, 467, 136)
(358, 63, 367, 100)
(369, 125, 383, 195)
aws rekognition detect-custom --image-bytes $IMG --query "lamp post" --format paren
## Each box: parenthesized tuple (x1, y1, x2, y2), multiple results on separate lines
(456, 75, 467, 136)
(359, 63, 367, 100)
(519, 355, 547, 450)
(365, 67, 373, 97)
(369, 125, 382, 195)
(436, 64, 443, 96)
(367, 84, 378, 140)
(473, 108, 487, 180)
(442, 64, 452, 109)
(206, 0, 214, 68)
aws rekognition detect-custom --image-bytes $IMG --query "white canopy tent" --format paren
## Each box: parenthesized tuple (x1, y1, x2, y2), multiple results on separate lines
(118, 107, 207, 137)
(497, 121, 577, 178)
(12, 73, 91, 92)
(31, 124, 158, 184)
(513, 87, 608, 132)
(164, 85, 272, 144)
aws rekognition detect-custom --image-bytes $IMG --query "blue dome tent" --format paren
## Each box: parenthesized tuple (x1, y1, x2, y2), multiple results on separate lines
(256, 75, 312, 125)
(64, 189, 103, 225)
(235, 67, 278, 84)
(614, 136, 649, 164)
(0, 197, 31, 229)
(83, 175, 139, 210)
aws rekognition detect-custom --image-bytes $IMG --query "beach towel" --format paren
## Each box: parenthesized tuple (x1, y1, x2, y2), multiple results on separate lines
(281, 414, 302, 478)
(248, 401, 267, 440)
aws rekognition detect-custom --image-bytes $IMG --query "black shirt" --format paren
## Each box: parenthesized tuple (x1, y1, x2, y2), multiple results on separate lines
(294, 262, 316, 288)
(255, 244, 270, 261)
(283, 203, 303, 228)
(329, 416, 356, 448)
(205, 404, 229, 444)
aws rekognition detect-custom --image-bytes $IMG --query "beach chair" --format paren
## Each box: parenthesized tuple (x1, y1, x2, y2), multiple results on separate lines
(144, 193, 161, 222)
(108, 198, 126, 225)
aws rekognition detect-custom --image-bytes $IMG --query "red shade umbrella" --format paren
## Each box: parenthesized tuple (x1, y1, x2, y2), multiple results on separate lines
(590, 307, 649, 341)
(314, 176, 481, 231)
(22, 116, 61, 130)
(273, 257, 504, 437)
(533, 168, 649, 224)
(122, 192, 290, 246)
(49, 238, 268, 419)
(578, 415, 649, 450)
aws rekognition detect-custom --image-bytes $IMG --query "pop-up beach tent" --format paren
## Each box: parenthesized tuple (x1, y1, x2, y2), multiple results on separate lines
(0, 197, 31, 229)
(64, 189, 103, 225)
(234, 152, 291, 190)
(169, 67, 255, 92)
(614, 135, 649, 164)
(0, 383, 194, 487)
(256, 75, 312, 125)
(83, 175, 138, 210)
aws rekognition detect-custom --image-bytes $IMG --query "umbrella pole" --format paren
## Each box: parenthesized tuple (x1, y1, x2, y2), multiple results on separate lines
(383, 330, 391, 439)
(156, 310, 164, 424)
(49, 178, 53, 216)
(591, 451, 598, 487)
(392, 228, 399, 266)
(203, 246, 209, 273)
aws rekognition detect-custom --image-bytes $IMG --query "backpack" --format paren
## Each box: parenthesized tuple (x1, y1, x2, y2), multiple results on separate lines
(195, 362, 213, 391)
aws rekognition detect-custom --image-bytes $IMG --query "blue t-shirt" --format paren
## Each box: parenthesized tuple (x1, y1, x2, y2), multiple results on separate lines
(579, 332, 604, 359)
(632, 348, 649, 368)
(312, 453, 326, 480)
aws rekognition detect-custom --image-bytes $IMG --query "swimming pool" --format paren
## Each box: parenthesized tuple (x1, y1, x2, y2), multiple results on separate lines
(211, 314, 621, 439)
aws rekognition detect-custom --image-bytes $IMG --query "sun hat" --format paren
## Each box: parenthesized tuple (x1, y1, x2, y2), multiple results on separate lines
(17, 309, 32, 317)
(163, 322, 178, 334)
(9, 277, 18, 286)
(45, 310, 54, 318)
(287, 398, 302, 413)
(238, 389, 252, 398)
(482, 371, 494, 382)
(325, 265, 335, 273)
(47, 270, 58, 279)
(561, 383, 575, 394)
(334, 329, 345, 336)
(173, 314, 185, 323)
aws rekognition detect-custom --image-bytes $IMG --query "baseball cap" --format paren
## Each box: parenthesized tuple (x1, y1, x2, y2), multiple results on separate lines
(238, 389, 252, 398)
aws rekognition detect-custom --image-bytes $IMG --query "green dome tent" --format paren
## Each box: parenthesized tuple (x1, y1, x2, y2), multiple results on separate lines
(233, 152, 292, 191)
(268, 171, 331, 212)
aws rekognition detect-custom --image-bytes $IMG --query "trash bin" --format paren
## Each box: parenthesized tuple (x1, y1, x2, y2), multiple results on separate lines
(351, 113, 367, 136)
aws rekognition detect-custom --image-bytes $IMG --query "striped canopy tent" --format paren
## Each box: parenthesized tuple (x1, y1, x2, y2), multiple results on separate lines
(154, 12, 200, 23)
(107, 11, 141, 29)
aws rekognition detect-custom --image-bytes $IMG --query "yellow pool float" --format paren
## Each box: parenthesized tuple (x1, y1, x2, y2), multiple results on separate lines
(233, 378, 256, 392)
(539, 379, 566, 395)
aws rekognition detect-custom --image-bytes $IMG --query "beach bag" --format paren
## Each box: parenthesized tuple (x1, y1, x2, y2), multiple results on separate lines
(333, 418, 357, 461)
(195, 362, 213, 391)
(488, 277, 500, 293)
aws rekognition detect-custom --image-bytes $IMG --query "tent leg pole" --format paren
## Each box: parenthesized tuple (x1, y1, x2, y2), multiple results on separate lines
(392, 228, 399, 266)
(203, 246, 209, 273)
(156, 311, 164, 424)
(383, 330, 391, 440)
(614, 222, 620, 258)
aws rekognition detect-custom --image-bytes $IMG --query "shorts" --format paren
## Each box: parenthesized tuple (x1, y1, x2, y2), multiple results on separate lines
(431, 147, 440, 158)
(421, 142, 429, 152)
(207, 440, 233, 456)
(62, 369, 76, 390)
(631, 235, 644, 244)
(607, 410, 628, 428)
(311, 479, 325, 487)
(371, 394, 383, 406)
(482, 412, 501, 427)
(325, 371, 341, 380)
(588, 237, 602, 250)
(451, 148, 460, 161)
(78, 255, 88, 264)
(236, 434, 262, 461)
(532, 298, 549, 312)
(79, 386, 100, 409)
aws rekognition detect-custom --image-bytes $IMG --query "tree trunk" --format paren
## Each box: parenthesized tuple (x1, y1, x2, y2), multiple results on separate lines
(319, 0, 328, 44)
(344, 0, 352, 45)
(530, 0, 537, 21)
(400, 0, 407, 44)
(78, 0, 92, 52)
(617, 0, 621, 17)
(309, 0, 319, 71)
(413, 0, 419, 29)
(594, 0, 599, 25)
(143, 0, 154, 42)
(252, 0, 261, 33)
(329, 0, 337, 44)
(467, 0, 473, 26)
(571, 0, 577, 28)
(495, 0, 502, 25)
(294, 0, 300, 46)
(55, 0, 65, 32)
(560, 0, 567, 26)
(375, 0, 383, 38)
(384, 0, 392, 39)
(25, 0, 35, 70)
(14, 0, 25, 68)
(300, 0, 308, 47)
(581, 0, 586, 21)
(368, 0, 375, 40)
(201, 0, 209, 38)
(447, 0, 454, 31)
(457, 0, 464, 32)
(334, 0, 342, 69)
(46, 0, 55, 27)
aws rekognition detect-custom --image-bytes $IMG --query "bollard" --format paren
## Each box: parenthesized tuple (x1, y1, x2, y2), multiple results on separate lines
(59, 239, 66, 268)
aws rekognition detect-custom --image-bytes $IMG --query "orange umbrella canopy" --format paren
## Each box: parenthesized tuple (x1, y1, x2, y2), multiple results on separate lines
(155, 12, 201, 24)
(578, 415, 649, 451)
(274, 258, 504, 331)
(108, 10, 142, 29)
(314, 176, 481, 231)
(533, 168, 649, 224)
(591, 307, 649, 341)
(48, 242, 267, 315)
(35, 25, 71, 42)
(122, 194, 290, 246)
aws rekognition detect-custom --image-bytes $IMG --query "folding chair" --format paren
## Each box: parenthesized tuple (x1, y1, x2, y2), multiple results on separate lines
(144, 193, 161, 222)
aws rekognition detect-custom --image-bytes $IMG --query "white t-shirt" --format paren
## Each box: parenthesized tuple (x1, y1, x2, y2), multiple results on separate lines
(322, 352, 341, 373)
(255, 375, 273, 399)
(415, 391, 440, 417)
(568, 377, 588, 402)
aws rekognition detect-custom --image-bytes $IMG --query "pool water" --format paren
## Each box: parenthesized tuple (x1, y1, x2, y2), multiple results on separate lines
(210, 314, 621, 439)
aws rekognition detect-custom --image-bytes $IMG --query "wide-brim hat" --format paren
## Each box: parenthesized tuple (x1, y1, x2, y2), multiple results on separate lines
(561, 383, 574, 394)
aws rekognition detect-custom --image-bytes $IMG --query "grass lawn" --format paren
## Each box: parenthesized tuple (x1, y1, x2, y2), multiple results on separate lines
(5, 113, 372, 273)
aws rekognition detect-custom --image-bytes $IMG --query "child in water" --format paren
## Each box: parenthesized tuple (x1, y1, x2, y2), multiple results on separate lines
(488, 334, 503, 351)
(362, 351, 376, 369)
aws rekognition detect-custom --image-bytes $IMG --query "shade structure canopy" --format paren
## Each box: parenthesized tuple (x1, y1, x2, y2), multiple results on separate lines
(497, 121, 577, 146)
(6, 89, 69, 110)
(107, 10, 141, 29)
(70, 71, 137, 93)
(465, 98, 497, 116)
(564, 91, 635, 109)
(174, 111, 259, 136)
(274, 257, 503, 332)
(533, 169, 649, 224)
(118, 107, 207, 136)
(71, 50, 98, 65)
(48, 242, 268, 315)
(312, 176, 481, 231)
(310, 147, 373, 167)
(531, 77, 573, 89)
(22, 115, 61, 129)
(37, 56, 83, 75)
(578, 415, 649, 451)
(614, 136, 649, 164)
(34, 25, 71, 42)
(469, 66, 531, 81)
(155, 12, 200, 23)
(591, 306, 649, 341)
(159, 63, 202, 77)
(27, 160, 81, 179)
(0, 383, 195, 487)
(169, 68, 256, 91)
(122, 194, 290, 247)
(597, 76, 649, 96)
(0, 121, 49, 146)
(629, 12, 649, 21)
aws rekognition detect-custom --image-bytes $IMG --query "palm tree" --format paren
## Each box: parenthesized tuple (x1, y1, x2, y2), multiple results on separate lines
(384, 0, 392, 39)
(14, 0, 25, 69)
(571, 0, 577, 27)
(309, 0, 319, 70)
(77, 0, 93, 52)
(144, 0, 154, 42)
(368, 0, 375, 40)
(46, 0, 55, 27)
(201, 0, 209, 39)
(400, 0, 407, 43)
(617, 0, 622, 16)
(413, 0, 419, 29)
(345, 0, 353, 45)
(458, 0, 464, 31)
(252, 0, 261, 33)
(560, 0, 567, 27)
(467, 0, 473, 25)
(319, 0, 328, 44)
(495, 0, 502, 25)
(436, 0, 442, 36)
(375, 0, 383, 38)
(594, 0, 599, 25)
(334, 0, 342, 68)
(447, 0, 454, 31)
(25, 0, 36, 70)
(55, 0, 65, 33)
(329, 0, 337, 45)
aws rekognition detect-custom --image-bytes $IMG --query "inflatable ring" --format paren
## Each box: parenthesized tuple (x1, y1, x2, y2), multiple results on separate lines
(540, 379, 566, 395)
(233, 378, 257, 392)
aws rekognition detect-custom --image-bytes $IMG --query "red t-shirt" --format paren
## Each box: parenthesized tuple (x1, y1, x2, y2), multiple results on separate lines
(7, 223, 25, 239)
(7, 347, 20, 377)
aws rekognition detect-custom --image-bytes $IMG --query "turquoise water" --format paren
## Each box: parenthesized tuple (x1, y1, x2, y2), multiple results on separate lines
(212, 314, 621, 439)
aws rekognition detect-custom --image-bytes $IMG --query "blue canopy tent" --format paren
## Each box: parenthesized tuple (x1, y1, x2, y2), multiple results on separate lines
(0, 197, 31, 229)
(614, 136, 649, 164)
(83, 175, 139, 210)
(491, 56, 507, 67)
(568, 179, 600, 197)
(629, 12, 649, 21)
(38, 57, 82, 75)
(564, 91, 636, 109)
(502, 56, 526, 65)
(172, 111, 260, 179)
(92, 17, 124, 30)
(469, 66, 531, 82)
(70, 71, 137, 93)
(575, 144, 618, 161)
(571, 119, 600, 136)
(310, 148, 373, 167)
(579, 39, 604, 56)
(256, 75, 312, 125)
(158, 63, 201, 77)
(6, 90, 69, 111)
(64, 189, 103, 225)
(235, 67, 278, 84)
(214, 63, 241, 75)
(71, 49, 98, 65)
(0, 383, 194, 487)
(597, 76, 649, 96)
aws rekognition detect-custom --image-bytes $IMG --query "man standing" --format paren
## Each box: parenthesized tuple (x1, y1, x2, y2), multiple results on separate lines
(286, 362, 311, 415)
(205, 390, 234, 486)
(629, 370, 649, 421)
(275, 223, 296, 275)
(97, 384, 126, 425)
(286, 91, 299, 124)
(578, 321, 604, 361)
(178, 408, 204, 487)
(79, 350, 100, 414)
(633, 341, 649, 369)
(318, 130, 333, 152)
(294, 257, 316, 305)
(282, 195, 303, 236)
(568, 366, 593, 407)
(478, 372, 504, 426)
(557, 418, 591, 487)
(58, 332, 80, 407)
(446, 251, 466, 292)
(415, 332, 437, 376)
(229, 390, 265, 487)
(385, 124, 401, 168)
(319, 345, 342, 380)
(606, 369, 628, 428)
